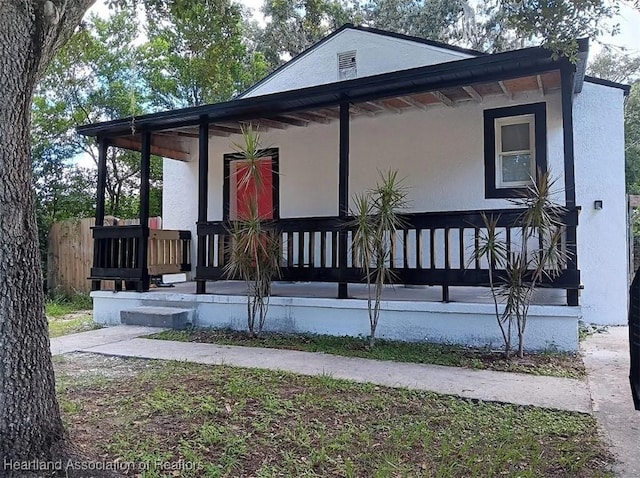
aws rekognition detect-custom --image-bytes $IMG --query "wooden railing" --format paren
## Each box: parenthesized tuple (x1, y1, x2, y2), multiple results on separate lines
(196, 208, 580, 301)
(91, 225, 191, 290)
(148, 229, 192, 276)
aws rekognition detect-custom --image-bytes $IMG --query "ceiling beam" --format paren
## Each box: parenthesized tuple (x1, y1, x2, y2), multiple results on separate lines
(536, 75, 545, 96)
(400, 96, 429, 110)
(251, 118, 288, 130)
(110, 136, 190, 161)
(157, 130, 199, 139)
(462, 85, 483, 102)
(171, 126, 231, 138)
(431, 91, 453, 107)
(498, 80, 513, 99)
(281, 111, 330, 124)
(367, 100, 402, 114)
(211, 124, 243, 134)
(314, 108, 340, 119)
(268, 116, 309, 127)
(351, 104, 378, 117)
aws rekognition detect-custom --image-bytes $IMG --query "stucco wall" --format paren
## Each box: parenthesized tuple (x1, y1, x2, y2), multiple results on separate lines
(163, 90, 565, 226)
(242, 29, 474, 98)
(573, 82, 628, 325)
(162, 85, 628, 324)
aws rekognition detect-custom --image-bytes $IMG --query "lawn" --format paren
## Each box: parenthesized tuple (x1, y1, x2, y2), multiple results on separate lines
(54, 353, 611, 478)
(148, 329, 586, 379)
(46, 294, 100, 337)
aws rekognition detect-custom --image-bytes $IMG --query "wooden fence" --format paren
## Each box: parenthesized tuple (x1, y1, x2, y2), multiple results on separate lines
(47, 216, 162, 295)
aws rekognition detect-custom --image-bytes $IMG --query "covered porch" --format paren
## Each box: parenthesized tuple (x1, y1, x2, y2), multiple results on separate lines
(78, 41, 586, 308)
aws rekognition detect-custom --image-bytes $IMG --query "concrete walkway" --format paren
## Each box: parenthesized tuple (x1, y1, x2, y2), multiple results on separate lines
(50, 325, 161, 355)
(582, 326, 640, 478)
(50, 326, 591, 413)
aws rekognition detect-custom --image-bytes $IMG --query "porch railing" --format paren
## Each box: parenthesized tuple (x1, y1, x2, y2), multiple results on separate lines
(196, 208, 580, 301)
(90, 225, 191, 290)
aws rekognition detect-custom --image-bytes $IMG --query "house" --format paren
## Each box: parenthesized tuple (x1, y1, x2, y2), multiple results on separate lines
(78, 25, 630, 351)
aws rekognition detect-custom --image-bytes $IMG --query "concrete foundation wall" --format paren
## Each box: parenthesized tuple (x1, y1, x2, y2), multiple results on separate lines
(92, 290, 580, 352)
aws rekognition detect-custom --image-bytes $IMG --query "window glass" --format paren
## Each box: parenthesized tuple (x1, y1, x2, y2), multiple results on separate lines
(501, 153, 532, 183)
(501, 123, 530, 152)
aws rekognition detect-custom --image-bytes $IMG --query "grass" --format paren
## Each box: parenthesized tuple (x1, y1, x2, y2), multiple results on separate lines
(46, 293, 93, 317)
(46, 294, 100, 337)
(148, 329, 586, 379)
(55, 354, 612, 478)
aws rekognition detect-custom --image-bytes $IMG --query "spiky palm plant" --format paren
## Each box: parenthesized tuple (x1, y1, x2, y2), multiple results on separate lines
(224, 125, 280, 337)
(473, 170, 569, 358)
(351, 170, 408, 347)
(475, 213, 511, 356)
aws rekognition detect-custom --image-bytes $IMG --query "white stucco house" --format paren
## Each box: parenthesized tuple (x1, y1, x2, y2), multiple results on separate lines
(78, 25, 630, 351)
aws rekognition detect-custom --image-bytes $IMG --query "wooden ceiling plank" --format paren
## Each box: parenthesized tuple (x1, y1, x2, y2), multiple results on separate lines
(252, 118, 288, 130)
(536, 74, 545, 96)
(156, 131, 199, 139)
(462, 85, 483, 102)
(314, 107, 340, 119)
(431, 91, 454, 107)
(269, 116, 309, 127)
(400, 96, 428, 110)
(370, 100, 402, 114)
(352, 104, 377, 117)
(282, 112, 330, 124)
(211, 124, 243, 134)
(498, 80, 513, 99)
(110, 136, 190, 162)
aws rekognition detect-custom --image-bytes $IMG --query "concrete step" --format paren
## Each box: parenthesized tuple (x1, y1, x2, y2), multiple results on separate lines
(120, 306, 194, 330)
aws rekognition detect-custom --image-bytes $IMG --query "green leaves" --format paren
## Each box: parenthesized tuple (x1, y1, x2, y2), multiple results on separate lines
(474, 172, 569, 358)
(224, 126, 280, 337)
(142, 0, 267, 108)
(350, 169, 409, 346)
(498, 0, 619, 58)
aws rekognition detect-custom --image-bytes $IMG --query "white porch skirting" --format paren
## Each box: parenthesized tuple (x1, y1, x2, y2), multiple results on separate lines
(90, 290, 581, 352)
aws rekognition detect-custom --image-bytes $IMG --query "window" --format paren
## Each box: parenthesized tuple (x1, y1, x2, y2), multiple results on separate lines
(484, 103, 547, 199)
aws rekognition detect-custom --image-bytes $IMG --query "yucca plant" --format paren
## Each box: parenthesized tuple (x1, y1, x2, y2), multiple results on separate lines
(224, 125, 280, 337)
(473, 170, 569, 358)
(350, 170, 409, 347)
(475, 213, 511, 356)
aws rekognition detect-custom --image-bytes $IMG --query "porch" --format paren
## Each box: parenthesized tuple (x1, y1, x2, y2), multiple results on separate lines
(80, 39, 586, 342)
(90, 206, 580, 304)
(140, 280, 567, 304)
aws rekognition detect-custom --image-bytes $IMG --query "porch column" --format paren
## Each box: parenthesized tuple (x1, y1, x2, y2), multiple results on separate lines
(338, 102, 350, 298)
(560, 61, 579, 306)
(196, 116, 209, 294)
(91, 136, 108, 291)
(137, 131, 152, 292)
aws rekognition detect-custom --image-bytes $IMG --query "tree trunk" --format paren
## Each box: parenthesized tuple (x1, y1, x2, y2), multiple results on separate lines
(0, 0, 95, 463)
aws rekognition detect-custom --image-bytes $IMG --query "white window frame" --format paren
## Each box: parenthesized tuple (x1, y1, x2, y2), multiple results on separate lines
(494, 114, 536, 189)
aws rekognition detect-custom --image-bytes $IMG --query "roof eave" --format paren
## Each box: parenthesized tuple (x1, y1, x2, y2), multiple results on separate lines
(77, 46, 563, 138)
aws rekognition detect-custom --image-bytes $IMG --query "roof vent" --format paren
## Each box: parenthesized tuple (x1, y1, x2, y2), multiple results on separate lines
(338, 50, 357, 80)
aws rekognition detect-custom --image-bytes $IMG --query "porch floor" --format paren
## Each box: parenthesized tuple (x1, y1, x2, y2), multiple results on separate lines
(151, 280, 568, 306)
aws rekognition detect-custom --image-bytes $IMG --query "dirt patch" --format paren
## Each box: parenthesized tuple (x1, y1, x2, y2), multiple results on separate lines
(55, 353, 154, 384)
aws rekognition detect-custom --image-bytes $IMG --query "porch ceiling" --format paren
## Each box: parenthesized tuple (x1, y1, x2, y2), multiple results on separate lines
(107, 70, 562, 162)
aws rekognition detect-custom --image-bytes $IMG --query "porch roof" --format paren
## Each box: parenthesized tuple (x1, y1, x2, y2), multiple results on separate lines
(77, 39, 589, 160)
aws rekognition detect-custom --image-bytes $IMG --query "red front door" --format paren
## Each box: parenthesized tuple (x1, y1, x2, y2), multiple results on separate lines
(230, 157, 274, 220)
